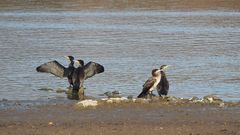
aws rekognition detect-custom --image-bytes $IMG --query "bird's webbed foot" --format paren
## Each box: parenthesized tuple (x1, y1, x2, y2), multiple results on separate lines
(67, 89, 80, 100)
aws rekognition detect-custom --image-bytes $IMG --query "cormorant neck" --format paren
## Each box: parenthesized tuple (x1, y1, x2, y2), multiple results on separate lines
(69, 61, 74, 67)
(161, 71, 166, 77)
(153, 73, 161, 77)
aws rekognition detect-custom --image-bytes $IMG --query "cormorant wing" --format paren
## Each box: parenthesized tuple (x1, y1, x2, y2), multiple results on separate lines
(83, 61, 104, 80)
(36, 60, 69, 78)
(157, 72, 169, 95)
(138, 77, 156, 98)
(143, 77, 156, 91)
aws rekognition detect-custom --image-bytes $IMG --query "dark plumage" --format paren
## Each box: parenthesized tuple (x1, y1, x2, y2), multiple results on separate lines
(65, 56, 75, 87)
(36, 56, 75, 87)
(71, 60, 104, 87)
(138, 69, 161, 98)
(157, 65, 170, 97)
(71, 60, 104, 99)
(36, 57, 104, 100)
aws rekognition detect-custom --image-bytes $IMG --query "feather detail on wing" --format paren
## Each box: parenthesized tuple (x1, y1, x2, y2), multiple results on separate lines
(83, 61, 104, 80)
(36, 60, 69, 78)
(138, 77, 156, 98)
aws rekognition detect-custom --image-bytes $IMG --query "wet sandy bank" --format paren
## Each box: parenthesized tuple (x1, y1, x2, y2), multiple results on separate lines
(0, 97, 240, 135)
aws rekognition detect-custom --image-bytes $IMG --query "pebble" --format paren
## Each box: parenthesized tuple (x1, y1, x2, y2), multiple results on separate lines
(48, 122, 54, 126)
(76, 99, 98, 107)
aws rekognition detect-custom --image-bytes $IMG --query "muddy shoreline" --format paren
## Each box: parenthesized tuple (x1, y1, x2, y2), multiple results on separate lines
(0, 97, 240, 135)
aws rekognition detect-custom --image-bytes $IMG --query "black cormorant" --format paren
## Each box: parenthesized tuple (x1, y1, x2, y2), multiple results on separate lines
(71, 59, 104, 100)
(65, 56, 75, 87)
(137, 69, 161, 98)
(157, 65, 170, 97)
(36, 58, 104, 100)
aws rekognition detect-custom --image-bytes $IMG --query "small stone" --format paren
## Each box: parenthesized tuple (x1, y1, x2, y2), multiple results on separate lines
(103, 91, 122, 98)
(203, 95, 223, 103)
(112, 90, 120, 95)
(205, 95, 222, 100)
(104, 91, 112, 97)
(106, 99, 113, 103)
(2, 98, 8, 101)
(207, 97, 214, 103)
(107, 97, 128, 103)
(189, 96, 199, 101)
(101, 98, 108, 101)
(219, 102, 225, 107)
(220, 129, 228, 132)
(127, 95, 133, 99)
(132, 99, 137, 102)
(48, 122, 54, 126)
(76, 99, 98, 107)
(166, 96, 178, 101)
(135, 98, 150, 104)
(56, 89, 66, 93)
(120, 97, 128, 100)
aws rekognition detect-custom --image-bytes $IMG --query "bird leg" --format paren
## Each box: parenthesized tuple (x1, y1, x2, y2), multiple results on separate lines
(150, 91, 153, 99)
(67, 84, 80, 100)
(68, 84, 73, 89)
(71, 89, 79, 100)
(78, 86, 85, 100)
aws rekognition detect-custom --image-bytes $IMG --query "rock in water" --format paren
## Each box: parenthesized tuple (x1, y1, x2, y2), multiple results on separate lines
(103, 90, 121, 98)
(203, 95, 223, 103)
(112, 90, 120, 95)
(76, 99, 98, 107)
(106, 97, 128, 103)
(104, 91, 112, 97)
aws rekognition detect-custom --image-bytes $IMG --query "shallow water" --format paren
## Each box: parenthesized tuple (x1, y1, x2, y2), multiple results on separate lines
(0, 2, 240, 101)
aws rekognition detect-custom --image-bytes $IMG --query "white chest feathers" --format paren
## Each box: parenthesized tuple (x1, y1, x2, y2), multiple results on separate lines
(149, 75, 161, 92)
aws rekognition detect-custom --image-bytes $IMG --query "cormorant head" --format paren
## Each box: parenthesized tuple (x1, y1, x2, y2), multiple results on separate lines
(152, 69, 161, 77)
(65, 56, 74, 62)
(160, 65, 170, 71)
(75, 59, 84, 67)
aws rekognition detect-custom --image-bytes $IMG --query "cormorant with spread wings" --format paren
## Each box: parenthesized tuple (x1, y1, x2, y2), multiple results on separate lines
(36, 57, 104, 99)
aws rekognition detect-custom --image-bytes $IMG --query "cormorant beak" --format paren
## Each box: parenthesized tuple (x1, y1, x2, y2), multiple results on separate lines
(165, 65, 170, 69)
(160, 65, 170, 71)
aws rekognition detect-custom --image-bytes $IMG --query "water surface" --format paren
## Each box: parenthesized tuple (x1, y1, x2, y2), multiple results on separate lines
(0, 5, 240, 101)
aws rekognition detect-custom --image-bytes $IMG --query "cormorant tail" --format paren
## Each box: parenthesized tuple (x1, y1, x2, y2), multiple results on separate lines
(137, 91, 147, 98)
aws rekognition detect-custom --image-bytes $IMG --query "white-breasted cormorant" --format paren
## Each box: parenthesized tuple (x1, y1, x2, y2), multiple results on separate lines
(157, 65, 170, 97)
(137, 69, 161, 98)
